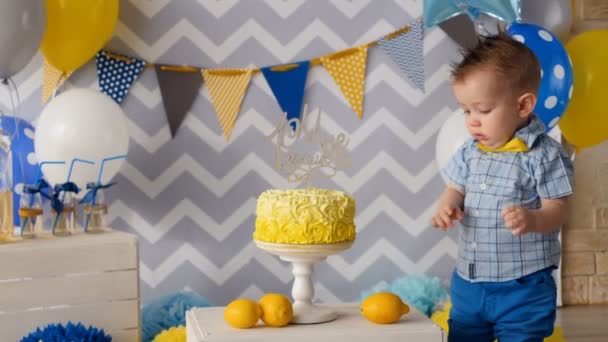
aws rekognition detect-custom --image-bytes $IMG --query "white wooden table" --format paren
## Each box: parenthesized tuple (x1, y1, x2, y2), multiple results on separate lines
(186, 304, 445, 342)
(0, 229, 140, 342)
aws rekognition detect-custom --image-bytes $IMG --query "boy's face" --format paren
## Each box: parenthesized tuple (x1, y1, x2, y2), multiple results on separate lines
(453, 68, 534, 149)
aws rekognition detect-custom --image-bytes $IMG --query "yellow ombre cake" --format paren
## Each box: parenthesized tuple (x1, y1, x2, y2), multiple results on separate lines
(254, 188, 356, 244)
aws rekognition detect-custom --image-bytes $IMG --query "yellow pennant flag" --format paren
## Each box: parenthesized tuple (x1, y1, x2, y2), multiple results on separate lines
(42, 59, 72, 104)
(321, 45, 368, 119)
(201, 68, 253, 141)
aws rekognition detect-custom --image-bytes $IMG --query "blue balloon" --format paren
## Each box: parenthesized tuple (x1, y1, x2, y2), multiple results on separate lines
(507, 23, 573, 130)
(424, 0, 521, 28)
(0, 116, 39, 227)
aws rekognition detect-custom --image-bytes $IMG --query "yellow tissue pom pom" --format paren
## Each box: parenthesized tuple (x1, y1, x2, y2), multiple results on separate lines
(430, 300, 451, 332)
(153, 325, 186, 342)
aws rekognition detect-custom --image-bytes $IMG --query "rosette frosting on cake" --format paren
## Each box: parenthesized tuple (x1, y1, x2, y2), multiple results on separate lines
(254, 188, 356, 244)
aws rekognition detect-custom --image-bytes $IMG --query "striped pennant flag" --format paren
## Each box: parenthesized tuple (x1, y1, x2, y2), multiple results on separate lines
(321, 46, 368, 119)
(378, 20, 426, 92)
(42, 59, 73, 104)
(201, 69, 253, 141)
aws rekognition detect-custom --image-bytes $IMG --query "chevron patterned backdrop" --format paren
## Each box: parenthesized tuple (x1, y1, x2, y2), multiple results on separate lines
(0, 0, 464, 305)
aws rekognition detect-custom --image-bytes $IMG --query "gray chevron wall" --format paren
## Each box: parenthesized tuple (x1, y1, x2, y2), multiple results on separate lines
(0, 0, 463, 305)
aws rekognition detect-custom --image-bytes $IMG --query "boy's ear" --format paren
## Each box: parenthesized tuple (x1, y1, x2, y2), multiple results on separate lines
(517, 92, 537, 119)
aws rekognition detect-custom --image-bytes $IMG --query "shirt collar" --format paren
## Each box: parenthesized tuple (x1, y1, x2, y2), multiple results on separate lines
(513, 115, 545, 149)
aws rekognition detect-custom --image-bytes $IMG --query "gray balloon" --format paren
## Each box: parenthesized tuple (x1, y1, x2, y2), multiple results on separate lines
(522, 0, 572, 41)
(0, 0, 46, 79)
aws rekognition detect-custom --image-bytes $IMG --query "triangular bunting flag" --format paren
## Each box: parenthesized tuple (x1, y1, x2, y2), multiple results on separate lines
(42, 59, 73, 104)
(261, 61, 309, 127)
(379, 20, 425, 92)
(96, 51, 146, 103)
(321, 46, 368, 119)
(201, 69, 253, 141)
(155, 65, 204, 138)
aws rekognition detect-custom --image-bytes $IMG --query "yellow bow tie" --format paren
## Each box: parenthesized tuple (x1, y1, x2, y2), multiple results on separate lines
(477, 137, 530, 153)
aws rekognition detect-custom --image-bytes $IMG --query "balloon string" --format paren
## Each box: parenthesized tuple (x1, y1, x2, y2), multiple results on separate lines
(5, 78, 27, 186)
(3, 78, 17, 141)
(6, 78, 21, 141)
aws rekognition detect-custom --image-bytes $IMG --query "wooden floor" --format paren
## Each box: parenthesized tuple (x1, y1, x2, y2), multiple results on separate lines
(556, 305, 608, 342)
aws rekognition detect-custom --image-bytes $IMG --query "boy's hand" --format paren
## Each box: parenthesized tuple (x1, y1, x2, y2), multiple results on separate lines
(502, 206, 535, 235)
(431, 207, 463, 231)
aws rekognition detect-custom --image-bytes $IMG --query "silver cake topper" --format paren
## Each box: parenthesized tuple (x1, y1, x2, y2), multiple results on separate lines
(266, 105, 351, 187)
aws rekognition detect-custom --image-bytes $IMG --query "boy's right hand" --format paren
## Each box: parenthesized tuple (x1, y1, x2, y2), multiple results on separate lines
(431, 207, 464, 231)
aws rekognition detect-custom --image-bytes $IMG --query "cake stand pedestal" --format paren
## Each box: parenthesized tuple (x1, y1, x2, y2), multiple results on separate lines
(255, 240, 353, 324)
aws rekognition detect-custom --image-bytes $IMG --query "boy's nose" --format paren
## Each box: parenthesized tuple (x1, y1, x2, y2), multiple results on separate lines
(469, 119, 481, 127)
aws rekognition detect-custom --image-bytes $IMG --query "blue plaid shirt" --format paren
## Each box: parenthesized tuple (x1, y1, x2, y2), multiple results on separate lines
(443, 115, 573, 282)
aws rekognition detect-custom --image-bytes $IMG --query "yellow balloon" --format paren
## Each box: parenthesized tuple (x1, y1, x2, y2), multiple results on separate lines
(560, 30, 608, 149)
(41, 0, 119, 72)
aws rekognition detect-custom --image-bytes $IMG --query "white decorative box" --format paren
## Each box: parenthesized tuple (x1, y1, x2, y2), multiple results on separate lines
(186, 304, 445, 342)
(0, 230, 140, 341)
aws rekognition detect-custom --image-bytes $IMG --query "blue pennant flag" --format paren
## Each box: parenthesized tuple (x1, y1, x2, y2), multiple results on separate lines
(379, 21, 426, 92)
(96, 51, 146, 103)
(261, 61, 310, 126)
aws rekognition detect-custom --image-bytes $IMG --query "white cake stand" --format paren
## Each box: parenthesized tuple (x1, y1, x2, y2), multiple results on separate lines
(255, 240, 354, 324)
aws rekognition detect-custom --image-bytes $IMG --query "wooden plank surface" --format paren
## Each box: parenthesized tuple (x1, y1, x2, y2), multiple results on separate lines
(0, 299, 139, 342)
(0, 269, 138, 311)
(187, 304, 443, 342)
(0, 231, 137, 279)
(107, 328, 140, 342)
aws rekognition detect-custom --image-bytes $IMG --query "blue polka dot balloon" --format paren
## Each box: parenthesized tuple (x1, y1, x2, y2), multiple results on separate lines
(0, 116, 39, 227)
(507, 23, 573, 130)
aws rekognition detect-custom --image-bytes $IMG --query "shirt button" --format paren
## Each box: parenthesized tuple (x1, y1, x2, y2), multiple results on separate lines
(474, 210, 480, 217)
(480, 183, 487, 190)
(470, 242, 477, 249)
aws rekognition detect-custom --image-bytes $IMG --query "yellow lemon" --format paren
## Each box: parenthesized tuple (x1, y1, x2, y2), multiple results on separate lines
(224, 298, 261, 329)
(361, 292, 410, 324)
(258, 293, 293, 327)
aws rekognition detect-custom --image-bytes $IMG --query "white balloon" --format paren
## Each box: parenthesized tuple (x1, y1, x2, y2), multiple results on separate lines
(35, 89, 129, 192)
(435, 110, 470, 184)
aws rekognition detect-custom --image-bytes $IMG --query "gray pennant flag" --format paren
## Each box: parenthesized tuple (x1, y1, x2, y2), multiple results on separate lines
(155, 65, 203, 138)
(438, 14, 478, 50)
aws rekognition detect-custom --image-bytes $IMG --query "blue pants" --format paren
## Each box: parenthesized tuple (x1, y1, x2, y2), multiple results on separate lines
(448, 268, 556, 342)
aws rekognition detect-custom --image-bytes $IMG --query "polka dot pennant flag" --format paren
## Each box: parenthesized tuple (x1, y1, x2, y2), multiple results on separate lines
(201, 69, 253, 141)
(95, 51, 146, 104)
(42, 59, 73, 104)
(321, 46, 368, 119)
(378, 20, 425, 92)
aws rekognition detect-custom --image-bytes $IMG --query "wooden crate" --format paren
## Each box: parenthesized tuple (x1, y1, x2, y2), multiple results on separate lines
(0, 230, 140, 341)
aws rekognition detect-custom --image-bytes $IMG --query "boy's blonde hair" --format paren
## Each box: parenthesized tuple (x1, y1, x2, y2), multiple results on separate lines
(451, 32, 541, 94)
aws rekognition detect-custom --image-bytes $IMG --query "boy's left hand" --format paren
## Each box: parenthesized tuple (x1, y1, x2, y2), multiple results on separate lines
(502, 206, 536, 235)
